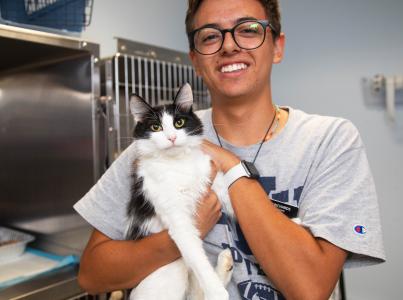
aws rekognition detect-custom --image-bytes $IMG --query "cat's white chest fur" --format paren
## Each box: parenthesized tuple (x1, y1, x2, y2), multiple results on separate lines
(136, 147, 213, 233)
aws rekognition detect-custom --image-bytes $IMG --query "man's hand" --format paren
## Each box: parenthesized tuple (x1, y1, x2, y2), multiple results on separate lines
(194, 140, 241, 238)
(195, 188, 222, 239)
(201, 140, 240, 173)
(195, 161, 222, 239)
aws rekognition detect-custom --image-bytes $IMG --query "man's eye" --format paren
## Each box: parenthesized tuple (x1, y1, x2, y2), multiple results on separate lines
(237, 23, 261, 36)
(150, 124, 162, 132)
(241, 27, 258, 34)
(203, 34, 219, 42)
(174, 118, 186, 128)
(198, 30, 221, 44)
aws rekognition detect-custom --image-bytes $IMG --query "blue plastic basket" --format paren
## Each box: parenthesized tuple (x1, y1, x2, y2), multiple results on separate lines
(0, 0, 93, 33)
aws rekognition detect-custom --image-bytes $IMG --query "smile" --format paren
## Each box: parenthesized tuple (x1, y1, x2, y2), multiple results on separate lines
(220, 63, 248, 73)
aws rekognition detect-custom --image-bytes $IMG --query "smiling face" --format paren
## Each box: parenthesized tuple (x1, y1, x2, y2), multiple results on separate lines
(189, 0, 285, 102)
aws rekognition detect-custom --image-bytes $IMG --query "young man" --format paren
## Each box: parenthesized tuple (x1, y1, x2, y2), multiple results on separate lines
(74, 0, 385, 299)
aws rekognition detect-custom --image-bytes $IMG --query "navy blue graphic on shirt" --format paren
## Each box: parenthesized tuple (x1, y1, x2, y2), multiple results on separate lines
(293, 186, 304, 204)
(258, 176, 304, 204)
(218, 214, 253, 255)
(238, 280, 285, 300)
(217, 176, 304, 299)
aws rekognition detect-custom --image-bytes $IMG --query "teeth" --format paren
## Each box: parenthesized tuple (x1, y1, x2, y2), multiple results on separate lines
(220, 63, 247, 73)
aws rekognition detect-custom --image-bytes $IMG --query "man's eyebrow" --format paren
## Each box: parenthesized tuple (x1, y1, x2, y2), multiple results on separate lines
(196, 17, 259, 30)
(236, 16, 259, 23)
(197, 22, 220, 29)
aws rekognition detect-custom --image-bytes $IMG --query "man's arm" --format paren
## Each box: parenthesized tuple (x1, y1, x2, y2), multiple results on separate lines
(77, 188, 222, 294)
(78, 229, 180, 294)
(202, 141, 347, 300)
(229, 178, 347, 300)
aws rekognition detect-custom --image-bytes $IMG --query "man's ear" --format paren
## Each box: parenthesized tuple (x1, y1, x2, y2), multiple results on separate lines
(273, 33, 285, 64)
(189, 50, 201, 76)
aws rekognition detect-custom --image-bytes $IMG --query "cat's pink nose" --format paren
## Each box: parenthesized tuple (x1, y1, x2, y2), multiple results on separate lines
(168, 135, 177, 143)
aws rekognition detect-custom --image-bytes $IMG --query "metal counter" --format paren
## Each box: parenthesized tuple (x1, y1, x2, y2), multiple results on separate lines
(0, 216, 93, 300)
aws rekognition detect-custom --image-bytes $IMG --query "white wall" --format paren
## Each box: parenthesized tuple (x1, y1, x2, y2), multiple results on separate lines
(274, 1, 403, 299)
(82, 0, 188, 57)
(82, 1, 402, 299)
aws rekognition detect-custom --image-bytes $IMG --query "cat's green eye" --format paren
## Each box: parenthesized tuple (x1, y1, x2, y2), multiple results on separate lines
(150, 124, 162, 132)
(174, 118, 186, 128)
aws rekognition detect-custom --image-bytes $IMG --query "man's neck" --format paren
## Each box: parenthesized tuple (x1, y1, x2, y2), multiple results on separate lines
(211, 91, 277, 147)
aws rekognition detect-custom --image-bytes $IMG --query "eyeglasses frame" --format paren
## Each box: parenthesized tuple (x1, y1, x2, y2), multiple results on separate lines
(188, 19, 276, 55)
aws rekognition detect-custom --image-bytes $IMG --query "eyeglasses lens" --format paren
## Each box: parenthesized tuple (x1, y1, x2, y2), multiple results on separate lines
(194, 21, 266, 55)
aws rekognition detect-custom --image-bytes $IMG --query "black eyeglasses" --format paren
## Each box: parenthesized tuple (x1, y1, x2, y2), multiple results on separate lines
(189, 20, 276, 55)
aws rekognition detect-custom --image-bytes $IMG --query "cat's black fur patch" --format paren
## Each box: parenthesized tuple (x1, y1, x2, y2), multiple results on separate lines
(126, 170, 156, 240)
(133, 104, 203, 139)
(127, 98, 203, 240)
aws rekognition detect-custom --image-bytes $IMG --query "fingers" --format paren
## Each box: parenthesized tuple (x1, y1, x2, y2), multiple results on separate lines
(202, 139, 240, 173)
(209, 160, 218, 183)
(201, 140, 221, 158)
(202, 189, 222, 217)
(195, 190, 222, 239)
(209, 191, 223, 221)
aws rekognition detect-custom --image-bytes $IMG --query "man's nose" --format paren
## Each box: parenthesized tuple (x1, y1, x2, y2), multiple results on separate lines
(220, 32, 240, 54)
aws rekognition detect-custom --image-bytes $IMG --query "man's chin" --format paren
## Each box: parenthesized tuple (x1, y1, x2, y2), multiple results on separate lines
(212, 82, 252, 99)
(219, 89, 251, 100)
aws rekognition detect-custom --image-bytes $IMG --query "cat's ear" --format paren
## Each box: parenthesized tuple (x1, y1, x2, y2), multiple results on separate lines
(130, 94, 153, 123)
(174, 83, 194, 113)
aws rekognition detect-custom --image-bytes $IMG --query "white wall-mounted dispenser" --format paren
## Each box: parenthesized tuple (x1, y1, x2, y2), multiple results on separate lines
(362, 74, 403, 121)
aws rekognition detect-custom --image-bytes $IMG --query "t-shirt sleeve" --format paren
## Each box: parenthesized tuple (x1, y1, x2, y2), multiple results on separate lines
(299, 119, 386, 268)
(73, 143, 136, 240)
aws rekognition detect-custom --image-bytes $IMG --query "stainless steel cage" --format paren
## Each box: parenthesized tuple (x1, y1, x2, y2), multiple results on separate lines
(0, 24, 101, 300)
(100, 38, 210, 166)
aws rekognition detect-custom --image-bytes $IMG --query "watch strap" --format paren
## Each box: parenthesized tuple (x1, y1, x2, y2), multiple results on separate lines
(224, 162, 248, 189)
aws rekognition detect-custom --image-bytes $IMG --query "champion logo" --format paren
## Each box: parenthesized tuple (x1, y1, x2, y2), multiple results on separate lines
(354, 225, 367, 235)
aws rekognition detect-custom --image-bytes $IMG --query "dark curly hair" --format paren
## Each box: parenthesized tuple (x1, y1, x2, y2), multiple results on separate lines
(185, 0, 281, 49)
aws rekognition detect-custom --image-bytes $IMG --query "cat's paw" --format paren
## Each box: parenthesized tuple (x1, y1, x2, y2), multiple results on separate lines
(217, 249, 233, 272)
(215, 249, 233, 286)
(109, 290, 124, 300)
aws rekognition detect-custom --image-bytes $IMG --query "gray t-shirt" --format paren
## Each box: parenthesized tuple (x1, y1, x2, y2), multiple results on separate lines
(74, 107, 385, 300)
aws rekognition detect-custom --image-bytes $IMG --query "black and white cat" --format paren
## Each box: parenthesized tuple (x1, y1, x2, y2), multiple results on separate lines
(126, 83, 233, 300)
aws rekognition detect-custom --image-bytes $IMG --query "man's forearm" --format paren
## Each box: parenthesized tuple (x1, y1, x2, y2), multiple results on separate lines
(229, 178, 347, 300)
(78, 229, 181, 294)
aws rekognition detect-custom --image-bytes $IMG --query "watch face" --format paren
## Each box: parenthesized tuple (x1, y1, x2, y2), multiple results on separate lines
(241, 160, 260, 179)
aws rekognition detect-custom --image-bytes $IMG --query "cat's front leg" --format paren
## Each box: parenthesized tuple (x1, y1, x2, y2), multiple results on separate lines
(215, 249, 234, 287)
(188, 249, 234, 300)
(158, 211, 228, 300)
(129, 259, 188, 300)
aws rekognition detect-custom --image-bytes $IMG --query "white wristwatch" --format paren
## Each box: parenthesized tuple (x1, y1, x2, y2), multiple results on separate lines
(224, 160, 260, 189)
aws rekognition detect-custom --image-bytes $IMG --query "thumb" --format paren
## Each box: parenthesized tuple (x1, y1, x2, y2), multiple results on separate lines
(209, 160, 219, 183)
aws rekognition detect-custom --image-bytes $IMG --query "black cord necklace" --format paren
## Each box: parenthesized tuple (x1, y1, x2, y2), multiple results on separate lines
(212, 105, 280, 164)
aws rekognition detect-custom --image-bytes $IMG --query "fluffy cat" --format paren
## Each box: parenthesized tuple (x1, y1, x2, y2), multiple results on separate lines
(126, 83, 233, 300)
